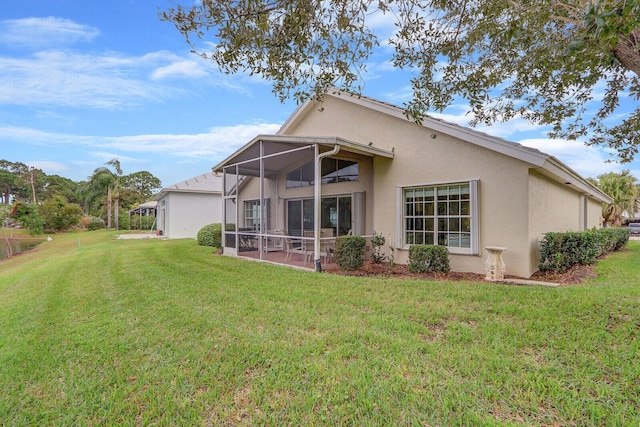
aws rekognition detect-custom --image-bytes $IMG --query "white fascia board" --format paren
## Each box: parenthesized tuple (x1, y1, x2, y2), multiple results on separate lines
(212, 135, 265, 173)
(541, 158, 613, 203)
(277, 101, 316, 135)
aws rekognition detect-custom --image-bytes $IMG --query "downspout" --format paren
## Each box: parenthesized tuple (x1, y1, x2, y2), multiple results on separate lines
(314, 143, 341, 272)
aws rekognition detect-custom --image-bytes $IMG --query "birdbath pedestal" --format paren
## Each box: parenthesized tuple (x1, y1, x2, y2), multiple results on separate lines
(485, 246, 507, 281)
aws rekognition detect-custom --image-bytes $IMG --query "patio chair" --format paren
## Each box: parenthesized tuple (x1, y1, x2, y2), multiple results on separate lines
(284, 234, 311, 263)
(264, 229, 285, 252)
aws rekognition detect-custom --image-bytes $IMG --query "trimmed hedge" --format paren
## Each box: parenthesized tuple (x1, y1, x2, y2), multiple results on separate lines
(408, 244, 450, 273)
(335, 235, 366, 270)
(197, 223, 222, 248)
(117, 213, 131, 231)
(539, 227, 631, 273)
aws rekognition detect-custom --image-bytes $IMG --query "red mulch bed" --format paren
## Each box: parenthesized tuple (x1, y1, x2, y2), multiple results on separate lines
(325, 260, 598, 285)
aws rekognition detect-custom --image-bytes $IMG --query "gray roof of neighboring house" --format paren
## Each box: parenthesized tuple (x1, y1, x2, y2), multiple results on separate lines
(154, 173, 222, 200)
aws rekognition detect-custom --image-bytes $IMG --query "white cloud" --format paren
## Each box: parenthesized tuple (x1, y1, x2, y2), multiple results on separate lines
(0, 46, 245, 109)
(26, 160, 68, 173)
(0, 50, 171, 109)
(102, 122, 283, 159)
(151, 60, 209, 80)
(0, 17, 99, 49)
(0, 122, 282, 162)
(518, 137, 622, 179)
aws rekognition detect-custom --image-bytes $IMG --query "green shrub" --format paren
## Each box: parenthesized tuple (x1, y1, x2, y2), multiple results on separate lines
(9, 202, 43, 235)
(371, 231, 387, 264)
(197, 223, 222, 247)
(117, 213, 131, 231)
(335, 235, 366, 270)
(86, 217, 106, 231)
(408, 245, 450, 273)
(38, 196, 83, 232)
(539, 227, 631, 273)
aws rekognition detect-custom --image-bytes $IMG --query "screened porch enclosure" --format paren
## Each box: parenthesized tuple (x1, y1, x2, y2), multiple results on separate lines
(216, 135, 393, 271)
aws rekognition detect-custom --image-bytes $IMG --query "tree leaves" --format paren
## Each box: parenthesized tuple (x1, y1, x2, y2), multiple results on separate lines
(161, 0, 640, 161)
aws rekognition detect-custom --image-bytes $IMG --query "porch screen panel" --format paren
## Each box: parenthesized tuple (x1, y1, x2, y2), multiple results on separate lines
(223, 165, 238, 249)
(244, 199, 271, 231)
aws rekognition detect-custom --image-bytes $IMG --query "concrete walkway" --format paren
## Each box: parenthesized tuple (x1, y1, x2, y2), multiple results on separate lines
(116, 233, 159, 240)
(492, 278, 561, 287)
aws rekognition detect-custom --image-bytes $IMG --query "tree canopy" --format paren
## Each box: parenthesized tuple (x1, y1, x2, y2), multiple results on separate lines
(122, 171, 162, 203)
(2, 158, 162, 233)
(161, 0, 640, 161)
(588, 170, 639, 225)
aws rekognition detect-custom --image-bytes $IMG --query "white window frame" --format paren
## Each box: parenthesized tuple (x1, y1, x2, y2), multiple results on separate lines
(396, 180, 479, 255)
(244, 199, 270, 231)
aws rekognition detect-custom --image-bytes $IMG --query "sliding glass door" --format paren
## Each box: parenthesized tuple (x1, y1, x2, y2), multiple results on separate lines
(287, 196, 352, 237)
(287, 199, 314, 237)
(320, 196, 352, 236)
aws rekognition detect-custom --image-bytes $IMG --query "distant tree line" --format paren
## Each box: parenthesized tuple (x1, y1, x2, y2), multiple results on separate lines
(0, 159, 161, 234)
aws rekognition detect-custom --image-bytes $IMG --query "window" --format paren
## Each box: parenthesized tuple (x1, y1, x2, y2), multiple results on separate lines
(288, 195, 353, 237)
(286, 158, 359, 188)
(400, 181, 478, 254)
(320, 196, 352, 236)
(244, 200, 260, 231)
(321, 159, 359, 184)
(244, 199, 270, 231)
(286, 161, 315, 188)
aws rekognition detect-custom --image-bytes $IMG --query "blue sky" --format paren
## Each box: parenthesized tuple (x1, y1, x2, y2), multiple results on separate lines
(2, 0, 638, 189)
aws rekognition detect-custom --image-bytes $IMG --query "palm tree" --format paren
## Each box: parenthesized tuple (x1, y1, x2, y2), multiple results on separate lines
(591, 170, 639, 226)
(85, 159, 123, 230)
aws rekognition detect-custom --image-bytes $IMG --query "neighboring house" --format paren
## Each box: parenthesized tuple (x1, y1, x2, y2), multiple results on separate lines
(129, 201, 158, 218)
(128, 200, 158, 231)
(213, 90, 611, 278)
(154, 173, 222, 239)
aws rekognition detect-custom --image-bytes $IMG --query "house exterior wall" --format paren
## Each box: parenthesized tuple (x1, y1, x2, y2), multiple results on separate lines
(526, 171, 606, 274)
(527, 171, 582, 274)
(587, 199, 604, 229)
(285, 95, 539, 277)
(158, 191, 221, 239)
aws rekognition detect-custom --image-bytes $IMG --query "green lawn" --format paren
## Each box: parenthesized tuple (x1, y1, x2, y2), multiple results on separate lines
(1, 231, 639, 426)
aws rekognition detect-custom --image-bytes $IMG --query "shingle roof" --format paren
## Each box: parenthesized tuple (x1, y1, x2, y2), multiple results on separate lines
(155, 172, 222, 199)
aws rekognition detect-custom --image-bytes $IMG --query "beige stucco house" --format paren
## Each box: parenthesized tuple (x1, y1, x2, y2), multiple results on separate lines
(154, 173, 222, 239)
(213, 90, 611, 278)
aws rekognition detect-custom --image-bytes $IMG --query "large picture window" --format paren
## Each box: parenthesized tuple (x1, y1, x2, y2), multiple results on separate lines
(400, 181, 478, 254)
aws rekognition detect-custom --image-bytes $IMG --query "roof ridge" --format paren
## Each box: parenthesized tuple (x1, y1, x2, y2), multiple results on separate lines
(326, 87, 546, 158)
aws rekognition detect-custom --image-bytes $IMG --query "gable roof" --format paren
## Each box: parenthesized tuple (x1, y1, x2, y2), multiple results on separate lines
(154, 172, 222, 200)
(278, 90, 612, 203)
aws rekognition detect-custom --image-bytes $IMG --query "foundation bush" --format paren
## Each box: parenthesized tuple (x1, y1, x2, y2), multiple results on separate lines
(197, 223, 222, 247)
(335, 235, 366, 270)
(539, 227, 631, 273)
(408, 245, 450, 273)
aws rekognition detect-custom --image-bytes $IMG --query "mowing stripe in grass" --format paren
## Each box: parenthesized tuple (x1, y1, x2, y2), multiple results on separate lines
(1, 233, 639, 425)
